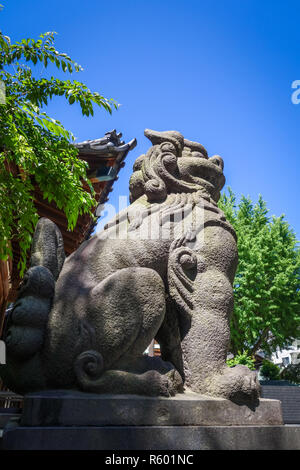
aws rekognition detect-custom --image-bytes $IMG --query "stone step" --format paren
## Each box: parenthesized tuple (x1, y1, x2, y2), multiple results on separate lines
(2, 424, 300, 450)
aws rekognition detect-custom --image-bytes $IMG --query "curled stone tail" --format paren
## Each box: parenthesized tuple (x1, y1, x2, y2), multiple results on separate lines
(74, 350, 105, 391)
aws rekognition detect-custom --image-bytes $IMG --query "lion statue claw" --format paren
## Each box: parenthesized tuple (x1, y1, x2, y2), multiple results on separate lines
(0, 129, 260, 404)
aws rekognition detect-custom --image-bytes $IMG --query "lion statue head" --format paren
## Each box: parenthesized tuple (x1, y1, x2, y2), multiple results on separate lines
(129, 129, 225, 204)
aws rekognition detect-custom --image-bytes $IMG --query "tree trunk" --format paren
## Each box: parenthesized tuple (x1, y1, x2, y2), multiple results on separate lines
(0, 258, 10, 337)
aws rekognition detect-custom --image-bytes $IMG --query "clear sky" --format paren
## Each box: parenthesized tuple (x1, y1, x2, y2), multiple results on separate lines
(2, 0, 300, 238)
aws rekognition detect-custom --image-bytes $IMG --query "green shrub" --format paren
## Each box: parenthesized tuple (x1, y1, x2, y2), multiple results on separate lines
(280, 364, 300, 384)
(226, 352, 256, 371)
(260, 360, 281, 380)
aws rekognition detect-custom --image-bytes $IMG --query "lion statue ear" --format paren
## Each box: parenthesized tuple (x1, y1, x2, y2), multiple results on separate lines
(129, 154, 146, 203)
(133, 154, 146, 171)
(129, 169, 145, 204)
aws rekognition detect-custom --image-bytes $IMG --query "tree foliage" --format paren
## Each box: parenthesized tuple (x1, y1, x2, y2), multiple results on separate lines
(0, 28, 118, 276)
(219, 188, 300, 356)
(260, 360, 281, 381)
(226, 352, 256, 371)
(280, 363, 300, 384)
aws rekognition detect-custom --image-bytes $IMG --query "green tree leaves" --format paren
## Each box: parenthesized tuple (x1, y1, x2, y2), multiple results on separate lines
(260, 360, 281, 380)
(0, 28, 118, 276)
(280, 363, 300, 384)
(219, 188, 300, 356)
(226, 352, 256, 370)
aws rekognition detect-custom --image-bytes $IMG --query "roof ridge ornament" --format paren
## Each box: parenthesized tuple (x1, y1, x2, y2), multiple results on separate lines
(75, 130, 137, 154)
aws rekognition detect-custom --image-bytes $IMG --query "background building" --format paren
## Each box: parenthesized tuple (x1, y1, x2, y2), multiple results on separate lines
(271, 340, 300, 368)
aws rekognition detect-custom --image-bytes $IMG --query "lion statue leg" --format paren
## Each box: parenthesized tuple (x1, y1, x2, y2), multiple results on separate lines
(167, 227, 260, 404)
(180, 268, 260, 403)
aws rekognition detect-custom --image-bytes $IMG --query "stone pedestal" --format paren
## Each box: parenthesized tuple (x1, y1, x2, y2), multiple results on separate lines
(18, 390, 284, 427)
(3, 391, 300, 450)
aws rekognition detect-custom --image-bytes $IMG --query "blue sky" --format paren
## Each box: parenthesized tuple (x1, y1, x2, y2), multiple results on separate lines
(2, 0, 300, 238)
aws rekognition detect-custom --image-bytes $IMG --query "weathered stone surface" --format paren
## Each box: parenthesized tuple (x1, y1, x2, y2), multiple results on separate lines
(0, 129, 260, 405)
(3, 423, 300, 450)
(19, 391, 283, 427)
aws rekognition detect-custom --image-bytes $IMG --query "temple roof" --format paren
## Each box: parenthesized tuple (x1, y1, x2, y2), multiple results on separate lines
(75, 129, 136, 155)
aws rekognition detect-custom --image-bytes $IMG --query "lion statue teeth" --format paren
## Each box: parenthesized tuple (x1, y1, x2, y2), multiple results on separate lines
(0, 129, 260, 404)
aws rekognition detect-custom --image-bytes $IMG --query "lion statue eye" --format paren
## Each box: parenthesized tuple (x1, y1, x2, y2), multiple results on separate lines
(209, 155, 224, 170)
(191, 151, 205, 159)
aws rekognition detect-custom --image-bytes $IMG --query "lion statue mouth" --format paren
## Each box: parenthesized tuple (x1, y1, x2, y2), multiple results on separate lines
(178, 139, 225, 201)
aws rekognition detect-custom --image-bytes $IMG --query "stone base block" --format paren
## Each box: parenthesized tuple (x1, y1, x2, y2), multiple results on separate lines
(19, 390, 283, 427)
(3, 422, 300, 450)
(3, 391, 295, 450)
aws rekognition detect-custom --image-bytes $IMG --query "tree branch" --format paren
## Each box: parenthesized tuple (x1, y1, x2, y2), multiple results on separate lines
(250, 326, 269, 355)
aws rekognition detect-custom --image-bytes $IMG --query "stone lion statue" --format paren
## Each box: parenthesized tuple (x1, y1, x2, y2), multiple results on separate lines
(0, 129, 260, 403)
